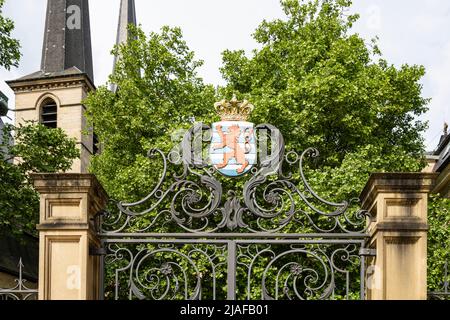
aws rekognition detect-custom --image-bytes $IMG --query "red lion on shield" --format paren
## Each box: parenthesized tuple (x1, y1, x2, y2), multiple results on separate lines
(213, 124, 253, 174)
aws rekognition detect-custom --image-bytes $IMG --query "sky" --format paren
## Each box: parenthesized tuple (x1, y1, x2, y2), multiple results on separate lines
(0, 0, 449, 151)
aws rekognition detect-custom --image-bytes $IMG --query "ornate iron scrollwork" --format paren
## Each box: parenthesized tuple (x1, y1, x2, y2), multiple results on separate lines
(103, 240, 365, 300)
(99, 123, 371, 235)
(98, 112, 372, 300)
(104, 243, 227, 300)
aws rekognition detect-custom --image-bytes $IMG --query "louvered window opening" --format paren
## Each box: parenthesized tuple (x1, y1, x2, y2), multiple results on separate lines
(41, 101, 57, 128)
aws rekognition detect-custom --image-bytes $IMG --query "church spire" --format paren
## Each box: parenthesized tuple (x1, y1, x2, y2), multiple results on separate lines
(111, 0, 137, 92)
(41, 0, 94, 82)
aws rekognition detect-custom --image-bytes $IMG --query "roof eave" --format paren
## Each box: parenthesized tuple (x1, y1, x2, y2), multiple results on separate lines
(6, 72, 96, 92)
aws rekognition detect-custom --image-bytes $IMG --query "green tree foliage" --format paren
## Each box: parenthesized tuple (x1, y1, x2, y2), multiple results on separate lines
(428, 195, 450, 292)
(0, 0, 21, 70)
(219, 0, 448, 296)
(0, 122, 79, 236)
(221, 0, 428, 169)
(86, 1, 429, 207)
(85, 0, 447, 298)
(84, 25, 217, 201)
(220, 0, 430, 225)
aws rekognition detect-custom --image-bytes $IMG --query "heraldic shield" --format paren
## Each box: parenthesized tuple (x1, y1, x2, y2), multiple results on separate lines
(209, 96, 257, 177)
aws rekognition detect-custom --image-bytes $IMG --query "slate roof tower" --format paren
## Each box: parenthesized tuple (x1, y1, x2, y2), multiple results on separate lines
(7, 0, 96, 173)
(111, 0, 137, 92)
(41, 0, 94, 82)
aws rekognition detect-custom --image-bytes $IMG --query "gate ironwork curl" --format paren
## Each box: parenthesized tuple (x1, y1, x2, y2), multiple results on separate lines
(0, 259, 38, 300)
(97, 122, 372, 300)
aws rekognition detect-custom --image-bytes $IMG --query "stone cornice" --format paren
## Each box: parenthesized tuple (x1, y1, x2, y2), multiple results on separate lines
(360, 173, 438, 210)
(6, 73, 96, 93)
(31, 173, 108, 203)
(368, 221, 429, 238)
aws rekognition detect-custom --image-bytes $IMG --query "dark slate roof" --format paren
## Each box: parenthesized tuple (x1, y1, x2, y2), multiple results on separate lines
(115, 0, 137, 48)
(14, 66, 84, 81)
(111, 0, 137, 92)
(435, 133, 450, 155)
(6, 66, 96, 91)
(0, 231, 38, 282)
(434, 133, 450, 173)
(41, 0, 94, 83)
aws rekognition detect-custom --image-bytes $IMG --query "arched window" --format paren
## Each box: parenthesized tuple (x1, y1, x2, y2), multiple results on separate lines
(40, 98, 57, 128)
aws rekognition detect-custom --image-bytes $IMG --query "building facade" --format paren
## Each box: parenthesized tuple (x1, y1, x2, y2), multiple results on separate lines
(5, 0, 136, 173)
(432, 124, 450, 197)
(1, 0, 136, 295)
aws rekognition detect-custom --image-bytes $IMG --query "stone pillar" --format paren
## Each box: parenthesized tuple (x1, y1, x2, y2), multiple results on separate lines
(31, 174, 108, 300)
(360, 173, 437, 300)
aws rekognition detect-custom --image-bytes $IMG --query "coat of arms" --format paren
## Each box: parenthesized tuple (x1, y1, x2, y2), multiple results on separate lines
(210, 96, 256, 177)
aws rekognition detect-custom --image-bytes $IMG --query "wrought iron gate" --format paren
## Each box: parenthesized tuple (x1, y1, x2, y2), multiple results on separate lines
(0, 259, 38, 300)
(96, 120, 372, 300)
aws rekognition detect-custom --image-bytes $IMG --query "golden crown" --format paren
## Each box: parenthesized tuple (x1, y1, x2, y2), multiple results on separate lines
(214, 95, 254, 121)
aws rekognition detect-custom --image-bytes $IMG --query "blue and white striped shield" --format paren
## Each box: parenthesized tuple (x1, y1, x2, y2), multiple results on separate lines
(209, 121, 257, 177)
